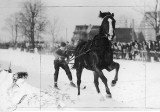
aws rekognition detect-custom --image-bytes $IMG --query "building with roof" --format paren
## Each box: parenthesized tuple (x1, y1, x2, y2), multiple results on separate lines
(72, 24, 137, 43)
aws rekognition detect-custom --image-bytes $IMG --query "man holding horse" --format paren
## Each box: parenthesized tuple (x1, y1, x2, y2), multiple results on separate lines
(53, 42, 76, 89)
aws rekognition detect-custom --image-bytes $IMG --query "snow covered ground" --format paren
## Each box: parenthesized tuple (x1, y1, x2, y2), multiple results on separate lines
(0, 49, 160, 111)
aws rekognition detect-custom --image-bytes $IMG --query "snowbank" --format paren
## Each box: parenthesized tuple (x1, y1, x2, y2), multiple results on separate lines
(1, 49, 160, 111)
(0, 70, 74, 112)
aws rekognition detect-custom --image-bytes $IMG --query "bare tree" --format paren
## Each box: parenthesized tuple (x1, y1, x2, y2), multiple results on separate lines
(144, 0, 159, 36)
(4, 13, 19, 46)
(18, 0, 48, 49)
(134, 0, 160, 40)
(48, 17, 61, 44)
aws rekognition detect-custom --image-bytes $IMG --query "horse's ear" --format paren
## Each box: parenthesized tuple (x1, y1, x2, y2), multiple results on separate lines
(112, 13, 114, 17)
(99, 11, 102, 18)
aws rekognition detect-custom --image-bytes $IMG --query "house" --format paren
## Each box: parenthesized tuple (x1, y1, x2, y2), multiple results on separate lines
(72, 25, 88, 42)
(115, 28, 137, 42)
(72, 25, 136, 43)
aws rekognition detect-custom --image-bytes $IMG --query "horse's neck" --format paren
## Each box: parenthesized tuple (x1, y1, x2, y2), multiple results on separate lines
(99, 26, 105, 36)
(94, 34, 108, 40)
(92, 35, 111, 48)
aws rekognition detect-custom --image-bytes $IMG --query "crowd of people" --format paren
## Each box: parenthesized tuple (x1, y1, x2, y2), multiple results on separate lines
(112, 40, 160, 62)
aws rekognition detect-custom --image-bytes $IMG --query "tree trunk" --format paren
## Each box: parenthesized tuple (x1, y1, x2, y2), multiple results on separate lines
(15, 25, 18, 47)
(31, 16, 35, 49)
(31, 29, 35, 49)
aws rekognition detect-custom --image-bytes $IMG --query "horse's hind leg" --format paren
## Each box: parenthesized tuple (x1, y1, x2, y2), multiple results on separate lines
(94, 71, 106, 101)
(94, 67, 111, 97)
(108, 61, 120, 85)
(93, 71, 100, 93)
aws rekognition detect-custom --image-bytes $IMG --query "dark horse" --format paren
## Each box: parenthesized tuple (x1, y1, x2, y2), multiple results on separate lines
(72, 11, 120, 98)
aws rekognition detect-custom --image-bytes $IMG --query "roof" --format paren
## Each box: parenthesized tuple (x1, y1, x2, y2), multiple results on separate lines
(72, 25, 135, 42)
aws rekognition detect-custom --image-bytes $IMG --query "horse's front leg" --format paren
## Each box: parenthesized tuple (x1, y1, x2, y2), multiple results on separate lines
(76, 67, 83, 96)
(112, 62, 120, 85)
(107, 61, 120, 86)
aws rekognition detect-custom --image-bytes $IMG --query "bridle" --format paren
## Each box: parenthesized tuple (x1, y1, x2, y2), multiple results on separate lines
(103, 15, 115, 40)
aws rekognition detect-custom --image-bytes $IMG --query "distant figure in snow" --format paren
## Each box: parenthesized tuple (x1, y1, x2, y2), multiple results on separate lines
(53, 42, 76, 89)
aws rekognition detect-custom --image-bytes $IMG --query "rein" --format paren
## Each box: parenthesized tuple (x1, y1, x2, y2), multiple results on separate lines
(68, 49, 91, 64)
(67, 36, 111, 64)
(67, 35, 113, 64)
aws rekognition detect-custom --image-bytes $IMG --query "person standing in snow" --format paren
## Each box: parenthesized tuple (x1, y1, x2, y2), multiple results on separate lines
(53, 42, 76, 89)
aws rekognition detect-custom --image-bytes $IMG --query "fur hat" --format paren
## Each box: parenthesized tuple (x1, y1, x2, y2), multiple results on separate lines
(60, 42, 66, 47)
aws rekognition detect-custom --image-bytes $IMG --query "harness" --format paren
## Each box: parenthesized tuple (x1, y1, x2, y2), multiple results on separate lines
(68, 49, 91, 62)
(67, 36, 112, 64)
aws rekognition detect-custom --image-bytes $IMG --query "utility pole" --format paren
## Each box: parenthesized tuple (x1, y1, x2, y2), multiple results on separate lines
(125, 19, 127, 28)
(66, 28, 67, 42)
(132, 19, 135, 41)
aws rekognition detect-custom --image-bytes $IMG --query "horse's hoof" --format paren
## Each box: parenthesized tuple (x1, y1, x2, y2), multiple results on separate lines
(106, 93, 112, 98)
(112, 80, 117, 84)
(111, 80, 117, 86)
(111, 83, 115, 87)
(106, 91, 112, 98)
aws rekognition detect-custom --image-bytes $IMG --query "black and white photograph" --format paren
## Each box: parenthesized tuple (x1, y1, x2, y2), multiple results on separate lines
(0, 0, 160, 111)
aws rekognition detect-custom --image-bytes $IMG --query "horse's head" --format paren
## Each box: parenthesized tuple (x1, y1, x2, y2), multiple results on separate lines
(99, 11, 116, 41)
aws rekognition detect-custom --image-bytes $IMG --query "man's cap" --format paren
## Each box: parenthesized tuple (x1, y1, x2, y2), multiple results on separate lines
(60, 42, 66, 47)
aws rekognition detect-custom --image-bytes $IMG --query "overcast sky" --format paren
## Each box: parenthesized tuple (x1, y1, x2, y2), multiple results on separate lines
(0, 0, 158, 42)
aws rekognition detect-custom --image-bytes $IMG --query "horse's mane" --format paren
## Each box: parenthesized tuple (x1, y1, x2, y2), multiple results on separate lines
(74, 41, 87, 53)
(72, 40, 87, 69)
(99, 11, 114, 18)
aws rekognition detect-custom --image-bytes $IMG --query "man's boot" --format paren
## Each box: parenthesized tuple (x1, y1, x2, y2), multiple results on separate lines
(70, 81, 76, 87)
(54, 82, 60, 90)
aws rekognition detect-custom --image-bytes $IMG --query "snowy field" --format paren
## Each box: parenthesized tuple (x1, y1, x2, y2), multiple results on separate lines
(0, 49, 160, 111)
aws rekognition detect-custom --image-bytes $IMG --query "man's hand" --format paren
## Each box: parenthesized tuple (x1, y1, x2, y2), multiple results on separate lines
(59, 56, 65, 60)
(66, 60, 70, 64)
